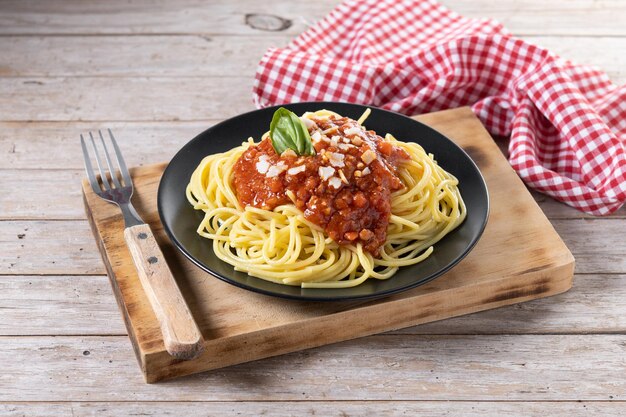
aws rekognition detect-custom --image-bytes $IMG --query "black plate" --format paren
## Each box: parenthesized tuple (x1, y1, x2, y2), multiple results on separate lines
(158, 102, 489, 301)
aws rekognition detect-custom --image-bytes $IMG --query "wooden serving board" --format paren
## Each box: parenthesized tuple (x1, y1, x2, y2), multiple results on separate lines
(83, 107, 574, 383)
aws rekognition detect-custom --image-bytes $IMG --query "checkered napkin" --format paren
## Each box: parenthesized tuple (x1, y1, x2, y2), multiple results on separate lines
(253, 0, 626, 215)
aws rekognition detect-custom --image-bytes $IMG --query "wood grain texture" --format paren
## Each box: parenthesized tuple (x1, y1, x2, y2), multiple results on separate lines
(0, 77, 252, 121)
(0, 0, 332, 36)
(6, 217, 622, 275)
(1, 0, 624, 411)
(0, 335, 624, 400)
(526, 36, 626, 85)
(82, 107, 574, 382)
(1, 0, 625, 36)
(1, 220, 101, 275)
(124, 223, 204, 360)
(0, 121, 212, 169)
(439, 0, 626, 35)
(0, 276, 126, 336)
(1, 274, 624, 336)
(1, 35, 623, 84)
(1, 401, 625, 417)
(0, 35, 290, 78)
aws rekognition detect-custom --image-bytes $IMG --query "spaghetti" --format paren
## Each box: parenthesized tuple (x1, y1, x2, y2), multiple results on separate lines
(186, 110, 466, 288)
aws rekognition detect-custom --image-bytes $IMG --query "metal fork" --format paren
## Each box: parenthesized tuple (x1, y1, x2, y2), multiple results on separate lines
(81, 130, 204, 361)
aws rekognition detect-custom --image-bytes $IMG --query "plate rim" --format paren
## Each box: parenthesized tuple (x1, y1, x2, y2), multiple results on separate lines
(157, 102, 490, 301)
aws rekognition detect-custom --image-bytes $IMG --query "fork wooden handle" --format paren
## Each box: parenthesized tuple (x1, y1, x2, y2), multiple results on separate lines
(124, 223, 204, 360)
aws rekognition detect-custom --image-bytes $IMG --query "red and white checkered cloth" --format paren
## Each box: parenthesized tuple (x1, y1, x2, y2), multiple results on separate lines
(253, 0, 626, 215)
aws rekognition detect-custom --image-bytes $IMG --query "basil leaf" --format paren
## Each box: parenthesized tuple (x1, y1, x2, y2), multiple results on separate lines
(269, 107, 315, 156)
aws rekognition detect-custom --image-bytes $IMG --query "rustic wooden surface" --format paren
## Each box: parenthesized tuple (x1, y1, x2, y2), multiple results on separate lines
(0, 0, 624, 414)
(82, 107, 574, 382)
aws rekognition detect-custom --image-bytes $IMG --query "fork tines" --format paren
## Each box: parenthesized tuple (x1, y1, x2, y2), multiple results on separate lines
(80, 129, 133, 193)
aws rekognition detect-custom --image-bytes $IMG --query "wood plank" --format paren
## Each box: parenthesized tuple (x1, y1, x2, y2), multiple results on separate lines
(0, 221, 102, 275)
(1, 0, 625, 36)
(440, 0, 626, 36)
(526, 36, 626, 85)
(1, 401, 625, 417)
(0, 276, 125, 336)
(1, 274, 623, 336)
(0, 45, 622, 124)
(398, 274, 626, 335)
(0, 77, 252, 121)
(531, 190, 626, 219)
(0, 0, 334, 36)
(0, 121, 212, 169)
(0, 335, 623, 400)
(2, 218, 619, 275)
(0, 170, 85, 220)
(551, 219, 626, 274)
(0, 35, 289, 77)
(1, 35, 623, 85)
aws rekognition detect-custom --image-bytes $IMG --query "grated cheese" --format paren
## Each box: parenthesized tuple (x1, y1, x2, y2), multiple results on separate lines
(287, 165, 306, 175)
(318, 166, 335, 180)
(328, 176, 342, 189)
(300, 117, 317, 129)
(266, 162, 287, 178)
(344, 126, 362, 136)
(256, 159, 270, 174)
(311, 130, 322, 142)
(361, 149, 377, 165)
(328, 152, 345, 168)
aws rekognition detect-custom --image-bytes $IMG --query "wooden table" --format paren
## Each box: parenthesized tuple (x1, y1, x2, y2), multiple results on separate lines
(1, 1, 624, 415)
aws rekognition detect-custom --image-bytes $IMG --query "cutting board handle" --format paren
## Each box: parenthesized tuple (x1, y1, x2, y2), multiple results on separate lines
(124, 224, 204, 360)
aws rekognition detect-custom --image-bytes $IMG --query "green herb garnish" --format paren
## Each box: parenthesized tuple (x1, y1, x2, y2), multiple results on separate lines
(269, 107, 315, 156)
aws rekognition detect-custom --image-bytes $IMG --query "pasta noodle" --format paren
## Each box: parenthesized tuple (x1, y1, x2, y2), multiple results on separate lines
(186, 110, 466, 288)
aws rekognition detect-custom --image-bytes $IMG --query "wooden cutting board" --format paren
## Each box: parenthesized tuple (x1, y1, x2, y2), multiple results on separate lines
(82, 107, 574, 383)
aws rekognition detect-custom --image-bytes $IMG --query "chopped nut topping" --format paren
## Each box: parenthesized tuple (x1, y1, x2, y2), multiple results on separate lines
(322, 126, 339, 135)
(328, 152, 345, 168)
(359, 229, 374, 241)
(361, 149, 377, 165)
(338, 169, 348, 184)
(285, 189, 297, 203)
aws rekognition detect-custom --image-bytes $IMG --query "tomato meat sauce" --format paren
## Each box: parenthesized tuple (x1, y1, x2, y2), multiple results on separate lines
(233, 115, 410, 256)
